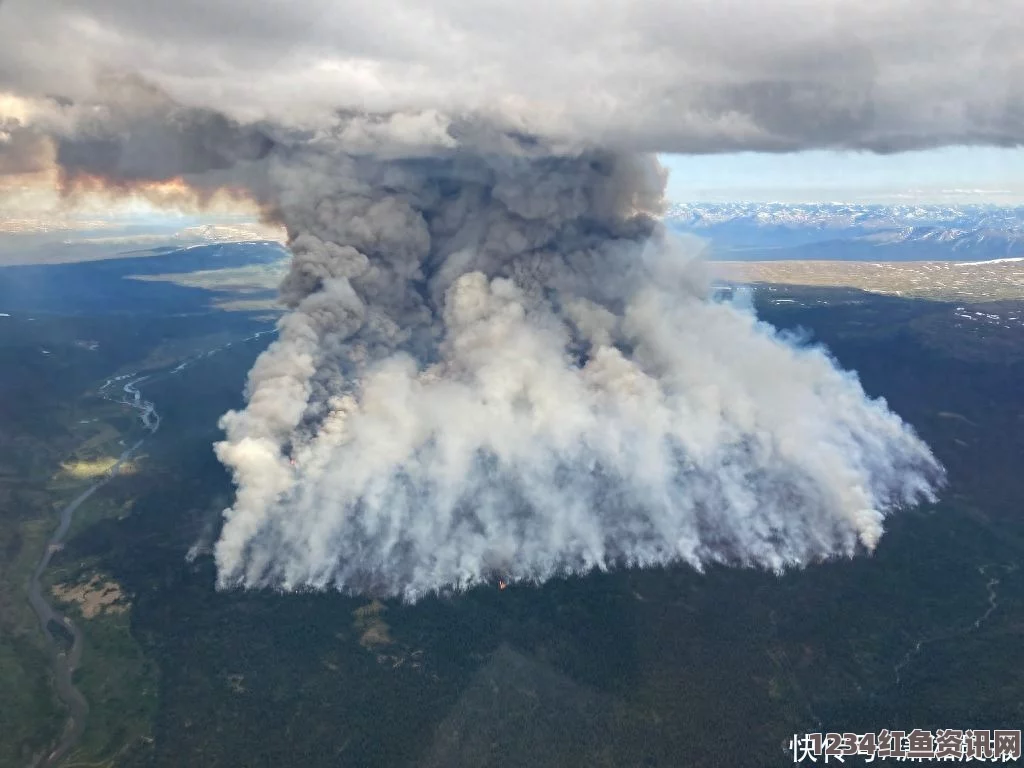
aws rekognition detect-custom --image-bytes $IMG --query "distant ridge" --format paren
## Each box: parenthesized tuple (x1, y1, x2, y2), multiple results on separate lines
(666, 202, 1024, 262)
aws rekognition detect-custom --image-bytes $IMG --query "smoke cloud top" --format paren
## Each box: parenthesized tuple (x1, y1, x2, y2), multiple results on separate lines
(0, 0, 972, 598)
(1, 1, 1023, 155)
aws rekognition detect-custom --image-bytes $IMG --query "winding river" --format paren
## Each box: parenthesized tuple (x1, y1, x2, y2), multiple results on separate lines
(27, 440, 145, 767)
(26, 328, 274, 766)
(27, 369, 158, 767)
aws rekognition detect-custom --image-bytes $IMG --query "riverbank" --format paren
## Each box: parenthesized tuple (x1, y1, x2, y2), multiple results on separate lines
(24, 328, 276, 765)
(28, 433, 150, 765)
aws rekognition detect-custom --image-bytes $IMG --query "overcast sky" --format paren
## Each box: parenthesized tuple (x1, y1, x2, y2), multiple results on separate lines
(3, 0, 1023, 151)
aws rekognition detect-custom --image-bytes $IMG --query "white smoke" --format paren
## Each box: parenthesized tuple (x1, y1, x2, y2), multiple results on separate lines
(213, 137, 942, 600)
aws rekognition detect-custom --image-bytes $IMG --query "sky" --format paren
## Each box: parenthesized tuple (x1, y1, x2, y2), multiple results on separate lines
(660, 147, 1024, 204)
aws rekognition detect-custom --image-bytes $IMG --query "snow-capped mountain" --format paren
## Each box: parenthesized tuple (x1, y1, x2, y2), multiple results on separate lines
(665, 202, 1024, 261)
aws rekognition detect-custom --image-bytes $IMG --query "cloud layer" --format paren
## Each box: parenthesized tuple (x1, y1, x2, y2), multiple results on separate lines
(0, 0, 1022, 153)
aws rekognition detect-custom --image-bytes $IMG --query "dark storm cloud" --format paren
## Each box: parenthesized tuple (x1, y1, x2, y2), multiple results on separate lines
(0, 0, 1021, 153)
(50, 78, 276, 183)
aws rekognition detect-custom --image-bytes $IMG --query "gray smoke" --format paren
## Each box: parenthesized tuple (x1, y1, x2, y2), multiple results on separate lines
(0, 119, 51, 175)
(0, 79, 947, 598)
(208, 124, 942, 600)
(5, 0, 1010, 602)
(0, 67, 949, 599)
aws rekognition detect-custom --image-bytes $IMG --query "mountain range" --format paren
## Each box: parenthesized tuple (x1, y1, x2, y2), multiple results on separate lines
(665, 202, 1024, 261)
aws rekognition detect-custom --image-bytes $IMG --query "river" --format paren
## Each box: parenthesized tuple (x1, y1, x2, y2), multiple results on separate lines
(26, 328, 275, 766)
(27, 368, 158, 767)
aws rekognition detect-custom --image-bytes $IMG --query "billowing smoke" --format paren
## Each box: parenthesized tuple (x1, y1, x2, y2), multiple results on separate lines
(0, 75, 946, 599)
(4, 0, 977, 597)
(208, 127, 942, 600)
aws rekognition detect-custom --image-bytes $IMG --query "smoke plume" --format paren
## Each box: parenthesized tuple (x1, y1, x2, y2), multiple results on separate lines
(0, 72, 947, 599)
(4, 0, 987, 598)
(203, 126, 942, 600)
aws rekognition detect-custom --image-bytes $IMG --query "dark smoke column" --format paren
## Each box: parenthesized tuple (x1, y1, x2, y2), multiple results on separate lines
(212, 119, 942, 600)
